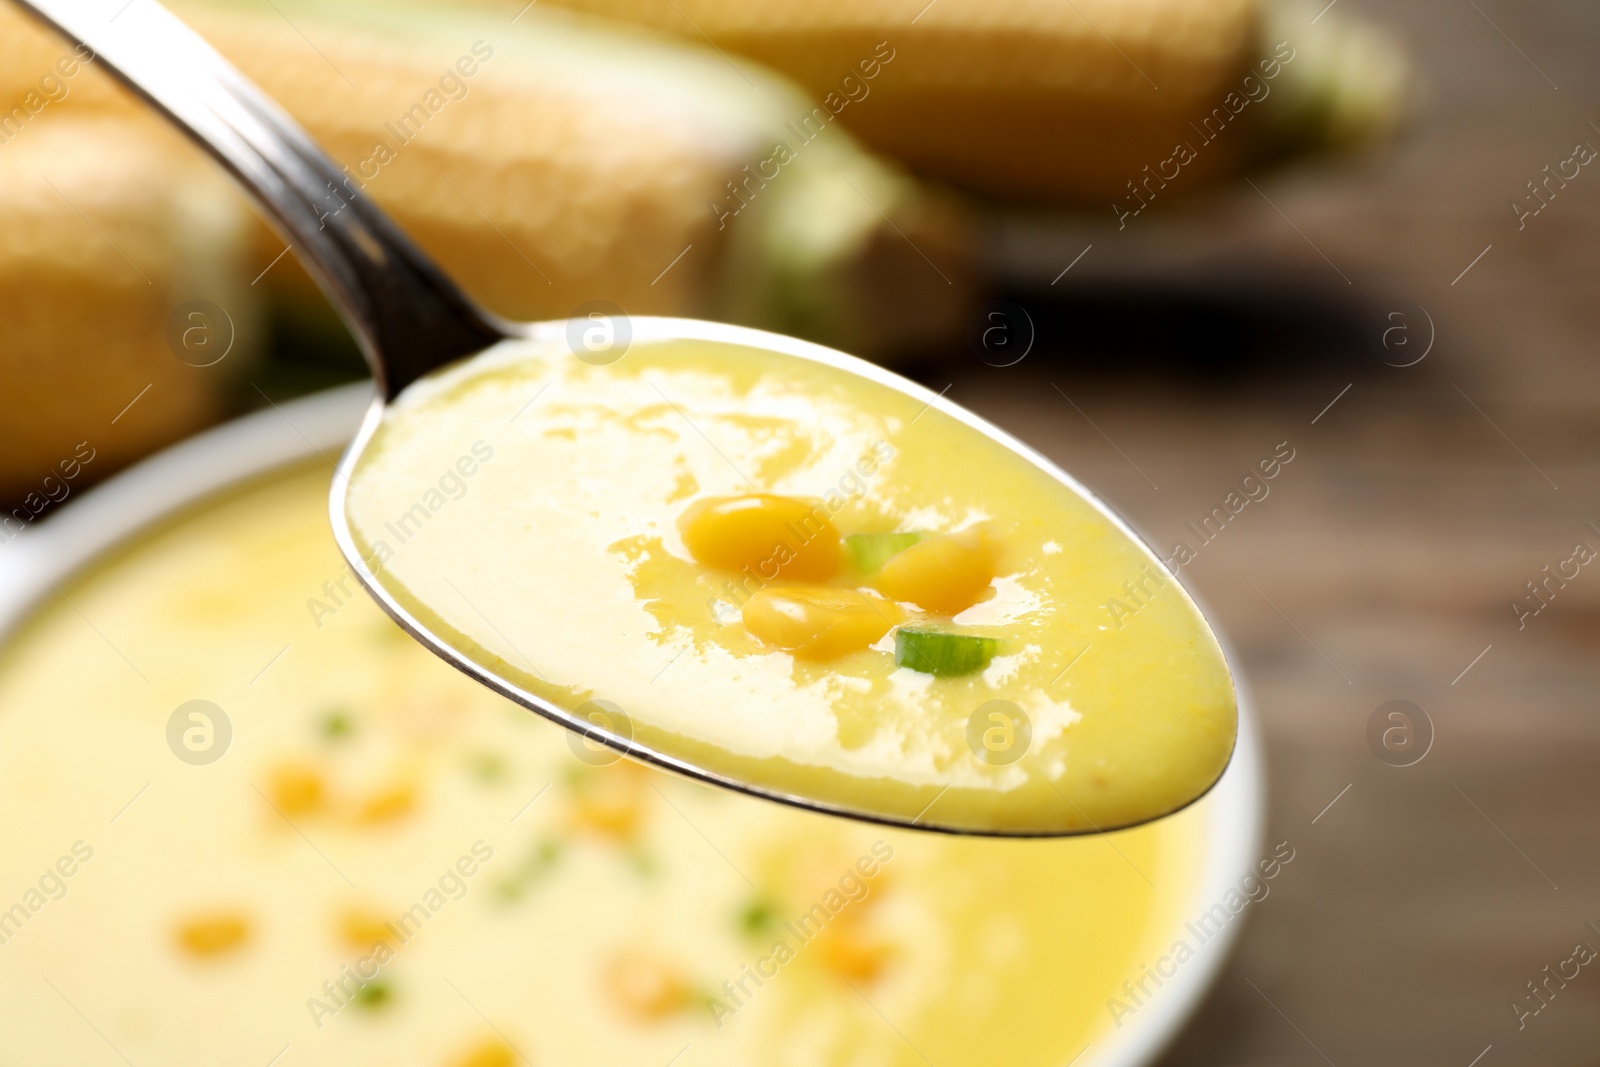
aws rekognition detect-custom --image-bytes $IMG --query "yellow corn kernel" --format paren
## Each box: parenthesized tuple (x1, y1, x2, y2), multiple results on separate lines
(602, 951, 692, 1021)
(679, 495, 841, 582)
(340, 907, 396, 950)
(356, 782, 416, 825)
(818, 922, 894, 983)
(568, 763, 649, 841)
(176, 911, 252, 958)
(741, 587, 902, 660)
(569, 791, 642, 840)
(873, 525, 997, 615)
(450, 1039, 517, 1067)
(268, 762, 325, 816)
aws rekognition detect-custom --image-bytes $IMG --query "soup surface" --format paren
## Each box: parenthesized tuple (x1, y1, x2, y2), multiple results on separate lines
(0, 465, 1206, 1065)
(344, 338, 1236, 833)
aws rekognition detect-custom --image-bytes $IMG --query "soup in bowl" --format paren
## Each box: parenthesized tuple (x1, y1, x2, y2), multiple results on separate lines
(0, 387, 1261, 1066)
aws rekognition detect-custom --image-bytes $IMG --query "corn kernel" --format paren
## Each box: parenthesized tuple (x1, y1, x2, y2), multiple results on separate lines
(356, 783, 416, 825)
(268, 762, 324, 816)
(450, 1040, 517, 1067)
(176, 911, 252, 958)
(602, 951, 691, 1020)
(873, 525, 997, 615)
(818, 922, 894, 983)
(568, 763, 648, 841)
(679, 495, 841, 581)
(741, 586, 902, 660)
(340, 907, 396, 950)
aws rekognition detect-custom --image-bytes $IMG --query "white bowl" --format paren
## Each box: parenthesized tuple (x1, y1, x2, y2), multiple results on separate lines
(0, 383, 1264, 1067)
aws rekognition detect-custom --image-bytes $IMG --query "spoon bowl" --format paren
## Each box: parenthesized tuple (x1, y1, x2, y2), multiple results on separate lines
(328, 315, 1239, 836)
(17, 0, 1237, 836)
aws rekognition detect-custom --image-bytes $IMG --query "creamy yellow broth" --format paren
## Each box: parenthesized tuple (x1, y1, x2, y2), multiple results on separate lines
(345, 339, 1236, 833)
(0, 465, 1204, 1065)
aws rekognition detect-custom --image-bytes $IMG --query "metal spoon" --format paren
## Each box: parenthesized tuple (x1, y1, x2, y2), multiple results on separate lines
(16, 0, 1235, 836)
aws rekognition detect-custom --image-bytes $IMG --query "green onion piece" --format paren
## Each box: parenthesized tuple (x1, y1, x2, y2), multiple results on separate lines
(845, 532, 925, 574)
(353, 979, 392, 1010)
(496, 838, 564, 901)
(466, 750, 507, 782)
(894, 627, 1003, 677)
(739, 897, 780, 936)
(318, 707, 354, 740)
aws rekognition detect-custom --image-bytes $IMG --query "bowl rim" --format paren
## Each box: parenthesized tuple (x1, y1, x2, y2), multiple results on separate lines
(0, 381, 1263, 1067)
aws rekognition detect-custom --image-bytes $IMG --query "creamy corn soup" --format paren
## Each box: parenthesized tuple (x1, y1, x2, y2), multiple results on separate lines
(344, 339, 1236, 833)
(0, 465, 1206, 1065)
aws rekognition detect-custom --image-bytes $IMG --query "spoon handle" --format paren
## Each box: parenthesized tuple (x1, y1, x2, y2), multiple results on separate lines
(12, 0, 511, 399)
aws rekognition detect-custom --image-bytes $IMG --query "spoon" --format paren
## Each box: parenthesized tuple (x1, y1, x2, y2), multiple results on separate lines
(16, 0, 1236, 836)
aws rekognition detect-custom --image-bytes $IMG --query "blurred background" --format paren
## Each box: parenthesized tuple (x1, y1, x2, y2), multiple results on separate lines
(1, 0, 1596, 1062)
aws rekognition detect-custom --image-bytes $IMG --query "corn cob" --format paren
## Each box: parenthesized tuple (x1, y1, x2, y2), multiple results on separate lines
(0, 114, 258, 498)
(0, 0, 972, 366)
(0, 18, 138, 120)
(523, 0, 1411, 202)
(520, 0, 1260, 201)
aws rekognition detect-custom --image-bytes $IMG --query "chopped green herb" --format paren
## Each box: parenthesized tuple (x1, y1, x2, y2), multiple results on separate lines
(627, 847, 660, 879)
(845, 532, 926, 574)
(319, 708, 354, 740)
(894, 627, 1003, 677)
(353, 979, 392, 1010)
(467, 750, 508, 782)
(496, 838, 564, 902)
(739, 898, 779, 936)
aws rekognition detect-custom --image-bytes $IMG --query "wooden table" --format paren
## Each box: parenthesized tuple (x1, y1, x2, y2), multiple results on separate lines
(954, 1, 1600, 1062)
